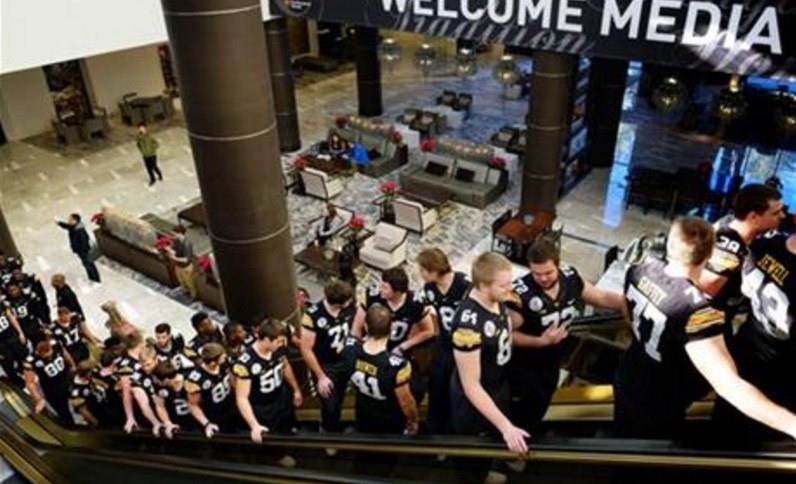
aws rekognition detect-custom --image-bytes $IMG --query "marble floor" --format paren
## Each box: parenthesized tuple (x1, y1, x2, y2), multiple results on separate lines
(1, 44, 792, 341)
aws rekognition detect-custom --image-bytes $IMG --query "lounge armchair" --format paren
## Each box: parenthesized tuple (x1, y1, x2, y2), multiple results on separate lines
(359, 222, 408, 270)
(393, 197, 438, 234)
(300, 168, 343, 200)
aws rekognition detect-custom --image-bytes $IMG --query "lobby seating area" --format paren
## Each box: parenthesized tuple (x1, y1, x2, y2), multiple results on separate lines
(359, 222, 408, 270)
(399, 137, 508, 209)
(119, 92, 175, 125)
(300, 167, 344, 200)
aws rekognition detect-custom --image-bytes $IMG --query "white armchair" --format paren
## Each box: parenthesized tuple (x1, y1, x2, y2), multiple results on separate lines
(393, 197, 438, 233)
(301, 167, 343, 200)
(359, 222, 408, 270)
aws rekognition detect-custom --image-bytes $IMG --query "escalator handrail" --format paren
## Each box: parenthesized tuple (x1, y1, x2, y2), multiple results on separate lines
(4, 382, 796, 473)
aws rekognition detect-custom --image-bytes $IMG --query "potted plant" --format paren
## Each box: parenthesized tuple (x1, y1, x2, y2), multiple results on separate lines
(196, 254, 218, 285)
(420, 137, 437, 152)
(293, 156, 307, 195)
(389, 129, 403, 145)
(378, 180, 399, 224)
(489, 155, 507, 170)
(346, 214, 366, 257)
(334, 115, 350, 129)
(90, 211, 105, 227)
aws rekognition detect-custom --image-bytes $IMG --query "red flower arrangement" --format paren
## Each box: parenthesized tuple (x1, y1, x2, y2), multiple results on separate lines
(334, 115, 350, 128)
(379, 180, 399, 195)
(154, 234, 174, 251)
(489, 156, 507, 169)
(196, 254, 213, 273)
(389, 130, 403, 145)
(348, 214, 365, 231)
(420, 138, 437, 152)
(90, 212, 104, 225)
(294, 156, 306, 170)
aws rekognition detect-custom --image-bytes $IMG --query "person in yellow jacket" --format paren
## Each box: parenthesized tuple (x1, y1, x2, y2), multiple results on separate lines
(136, 122, 163, 186)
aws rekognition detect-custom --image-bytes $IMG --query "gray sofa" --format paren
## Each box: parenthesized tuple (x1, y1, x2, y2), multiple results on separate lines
(316, 116, 408, 177)
(399, 137, 508, 209)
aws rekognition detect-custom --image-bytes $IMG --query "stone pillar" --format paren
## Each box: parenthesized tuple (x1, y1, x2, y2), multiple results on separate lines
(355, 27, 383, 117)
(586, 58, 628, 168)
(161, 0, 298, 325)
(522, 51, 576, 214)
(0, 204, 20, 258)
(265, 17, 301, 153)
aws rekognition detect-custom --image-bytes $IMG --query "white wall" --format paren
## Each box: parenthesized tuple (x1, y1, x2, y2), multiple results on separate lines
(0, 68, 56, 140)
(1, 0, 277, 75)
(82, 45, 166, 114)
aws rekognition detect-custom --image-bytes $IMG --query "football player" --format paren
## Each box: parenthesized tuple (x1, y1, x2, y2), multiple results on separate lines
(51, 307, 102, 364)
(415, 248, 470, 434)
(450, 252, 528, 484)
(714, 225, 796, 441)
(507, 238, 626, 432)
(234, 319, 303, 443)
(185, 343, 235, 438)
(615, 217, 796, 440)
(299, 280, 355, 433)
(340, 304, 418, 478)
(698, 184, 784, 329)
(24, 339, 74, 423)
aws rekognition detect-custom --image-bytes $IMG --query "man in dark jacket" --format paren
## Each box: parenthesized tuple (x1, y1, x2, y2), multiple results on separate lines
(56, 214, 100, 283)
(51, 273, 84, 318)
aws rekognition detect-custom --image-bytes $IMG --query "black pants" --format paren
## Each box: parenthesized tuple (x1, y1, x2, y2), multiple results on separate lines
(43, 383, 74, 426)
(143, 156, 163, 183)
(509, 364, 559, 432)
(318, 369, 347, 433)
(613, 381, 686, 439)
(426, 342, 453, 434)
(0, 337, 29, 383)
(76, 251, 100, 282)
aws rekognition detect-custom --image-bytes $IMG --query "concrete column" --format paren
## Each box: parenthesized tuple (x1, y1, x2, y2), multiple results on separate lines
(355, 27, 383, 117)
(161, 0, 298, 325)
(265, 17, 301, 153)
(0, 204, 20, 258)
(522, 51, 576, 214)
(586, 58, 628, 168)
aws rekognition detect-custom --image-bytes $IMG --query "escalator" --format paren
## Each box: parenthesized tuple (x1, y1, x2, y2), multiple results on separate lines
(2, 313, 795, 483)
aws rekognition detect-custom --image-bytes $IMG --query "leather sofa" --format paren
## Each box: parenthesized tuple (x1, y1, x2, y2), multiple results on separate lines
(314, 116, 408, 178)
(399, 137, 508, 209)
(94, 206, 178, 288)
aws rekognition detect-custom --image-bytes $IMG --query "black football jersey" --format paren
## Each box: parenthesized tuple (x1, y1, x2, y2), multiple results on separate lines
(618, 258, 725, 409)
(342, 337, 412, 428)
(423, 272, 471, 341)
(154, 380, 192, 427)
(705, 218, 748, 311)
(450, 298, 513, 395)
(185, 365, 233, 415)
(0, 303, 17, 340)
(24, 341, 70, 391)
(508, 266, 584, 369)
(303, 301, 355, 365)
(70, 376, 110, 418)
(6, 294, 40, 335)
(154, 335, 195, 370)
(116, 354, 141, 378)
(51, 315, 88, 359)
(232, 346, 288, 407)
(93, 369, 124, 420)
(130, 366, 156, 397)
(364, 285, 429, 351)
(739, 233, 795, 361)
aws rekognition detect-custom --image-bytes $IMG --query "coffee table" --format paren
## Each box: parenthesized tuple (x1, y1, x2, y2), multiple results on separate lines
(178, 201, 207, 229)
(294, 244, 344, 278)
(304, 154, 349, 176)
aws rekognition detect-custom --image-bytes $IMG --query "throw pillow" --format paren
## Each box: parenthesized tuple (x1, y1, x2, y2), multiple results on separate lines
(455, 168, 476, 182)
(374, 234, 392, 251)
(425, 161, 448, 177)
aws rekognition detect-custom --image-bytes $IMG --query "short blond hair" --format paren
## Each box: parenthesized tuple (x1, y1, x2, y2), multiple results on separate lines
(471, 252, 512, 287)
(666, 217, 715, 266)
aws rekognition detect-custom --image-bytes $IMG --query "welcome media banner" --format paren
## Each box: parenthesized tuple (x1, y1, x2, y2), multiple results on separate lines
(270, 0, 795, 78)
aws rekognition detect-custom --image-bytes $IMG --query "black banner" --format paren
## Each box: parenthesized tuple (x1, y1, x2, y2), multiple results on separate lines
(271, 0, 795, 78)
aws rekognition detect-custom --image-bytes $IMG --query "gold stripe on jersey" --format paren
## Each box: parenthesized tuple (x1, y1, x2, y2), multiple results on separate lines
(710, 248, 742, 272)
(184, 380, 200, 394)
(232, 363, 249, 379)
(70, 396, 86, 408)
(758, 254, 789, 286)
(686, 307, 725, 334)
(396, 364, 411, 385)
(452, 328, 482, 349)
(355, 360, 378, 376)
(506, 292, 522, 307)
(300, 314, 314, 330)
